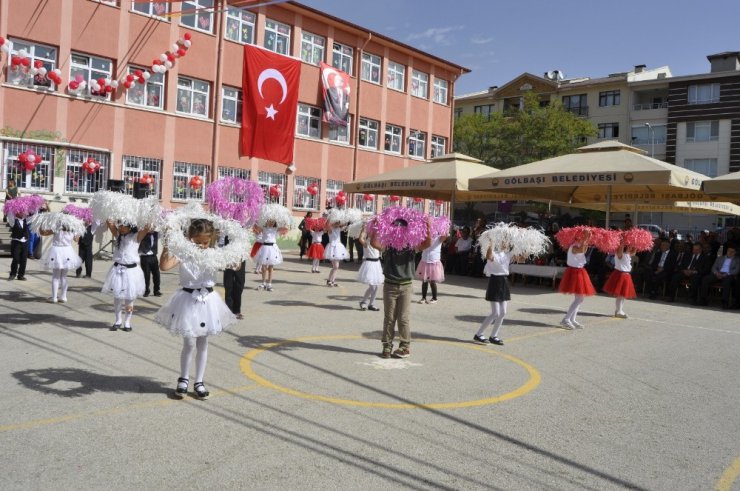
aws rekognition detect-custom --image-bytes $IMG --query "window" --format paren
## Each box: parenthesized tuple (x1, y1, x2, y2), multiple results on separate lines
(4, 142, 53, 192)
(361, 53, 381, 84)
(684, 158, 718, 177)
(631, 124, 667, 144)
(177, 77, 209, 118)
(264, 19, 291, 55)
(408, 130, 427, 159)
(384, 124, 403, 154)
(433, 78, 449, 104)
(65, 149, 109, 194)
(258, 171, 287, 205)
(387, 61, 405, 91)
(125, 66, 165, 109)
(180, 0, 213, 33)
(474, 104, 494, 120)
(122, 155, 162, 198)
(358, 118, 379, 149)
(221, 86, 242, 124)
(688, 83, 720, 104)
(293, 176, 320, 210)
(296, 104, 322, 138)
(7, 39, 57, 89)
(562, 94, 588, 116)
(132, 0, 168, 18)
(411, 70, 429, 99)
(599, 90, 620, 107)
(454, 108, 463, 119)
(597, 123, 619, 139)
(95, 0, 118, 6)
(331, 42, 353, 75)
(329, 115, 351, 144)
(218, 166, 250, 180)
(225, 7, 255, 44)
(429, 199, 446, 217)
(325, 179, 344, 208)
(381, 196, 400, 209)
(300, 32, 325, 66)
(431, 135, 446, 158)
(172, 161, 209, 201)
(406, 197, 424, 211)
(353, 193, 376, 213)
(70, 53, 113, 98)
(686, 121, 719, 142)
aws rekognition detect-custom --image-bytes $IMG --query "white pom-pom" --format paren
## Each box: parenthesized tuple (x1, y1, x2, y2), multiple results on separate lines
(478, 223, 550, 260)
(257, 203, 293, 229)
(347, 220, 366, 239)
(30, 212, 86, 237)
(90, 190, 143, 227)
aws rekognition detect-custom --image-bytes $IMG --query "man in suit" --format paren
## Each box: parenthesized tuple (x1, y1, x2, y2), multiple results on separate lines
(76, 224, 94, 278)
(696, 245, 739, 308)
(9, 213, 30, 281)
(667, 243, 711, 302)
(646, 240, 677, 299)
(138, 231, 161, 297)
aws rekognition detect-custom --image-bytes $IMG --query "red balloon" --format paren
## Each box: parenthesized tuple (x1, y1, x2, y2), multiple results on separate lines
(33, 60, 43, 69)
(269, 186, 281, 197)
(126, 74, 135, 82)
(11, 56, 20, 66)
(124, 81, 133, 89)
(24, 162, 36, 171)
(69, 81, 79, 90)
(105, 85, 113, 93)
(133, 69, 143, 78)
(21, 57, 31, 67)
(167, 53, 176, 62)
(434, 199, 444, 205)
(18, 152, 28, 163)
(189, 176, 203, 189)
(137, 77, 146, 84)
(413, 197, 423, 203)
(177, 48, 186, 57)
(184, 32, 192, 41)
(335, 195, 347, 206)
(363, 193, 373, 202)
(389, 195, 400, 202)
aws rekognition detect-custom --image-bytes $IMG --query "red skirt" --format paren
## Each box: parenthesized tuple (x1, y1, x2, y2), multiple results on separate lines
(559, 267, 596, 296)
(250, 242, 262, 258)
(306, 243, 325, 260)
(603, 270, 636, 299)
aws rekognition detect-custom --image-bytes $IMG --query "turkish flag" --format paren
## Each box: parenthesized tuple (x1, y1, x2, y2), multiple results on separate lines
(320, 62, 350, 126)
(241, 45, 301, 164)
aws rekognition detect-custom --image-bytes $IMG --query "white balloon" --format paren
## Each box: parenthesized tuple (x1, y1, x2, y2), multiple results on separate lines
(0, 45, 8, 54)
(79, 81, 87, 89)
(29, 68, 38, 76)
(164, 61, 173, 69)
(159, 53, 167, 62)
(172, 43, 179, 52)
(184, 40, 192, 48)
(18, 49, 28, 57)
(111, 80, 119, 88)
(142, 72, 151, 80)
(38, 67, 47, 76)
(178, 38, 184, 45)
(53, 68, 61, 77)
(104, 78, 111, 85)
(27, 155, 36, 163)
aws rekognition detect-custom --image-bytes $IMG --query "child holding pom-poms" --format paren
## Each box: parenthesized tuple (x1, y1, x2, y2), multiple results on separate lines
(349, 219, 383, 311)
(555, 226, 596, 330)
(32, 211, 85, 303)
(323, 208, 350, 287)
(305, 216, 326, 273)
(603, 228, 652, 319)
(416, 215, 450, 304)
(254, 203, 292, 291)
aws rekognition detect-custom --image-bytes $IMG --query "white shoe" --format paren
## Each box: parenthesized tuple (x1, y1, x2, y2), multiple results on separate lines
(47, 297, 58, 304)
(256, 284, 265, 290)
(58, 298, 67, 303)
(614, 312, 628, 319)
(560, 319, 575, 330)
(572, 320, 584, 329)
(417, 299, 427, 304)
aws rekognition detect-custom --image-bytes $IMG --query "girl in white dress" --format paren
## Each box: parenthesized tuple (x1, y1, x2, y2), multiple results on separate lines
(253, 221, 283, 291)
(323, 221, 348, 287)
(34, 212, 85, 304)
(156, 218, 237, 400)
(356, 224, 383, 311)
(474, 244, 515, 345)
(101, 221, 149, 332)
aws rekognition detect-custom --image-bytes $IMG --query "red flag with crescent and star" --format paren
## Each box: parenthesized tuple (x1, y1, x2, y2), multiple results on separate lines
(241, 45, 301, 164)
(320, 62, 350, 126)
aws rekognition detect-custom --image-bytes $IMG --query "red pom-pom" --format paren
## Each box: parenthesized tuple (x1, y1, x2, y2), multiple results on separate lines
(622, 228, 654, 252)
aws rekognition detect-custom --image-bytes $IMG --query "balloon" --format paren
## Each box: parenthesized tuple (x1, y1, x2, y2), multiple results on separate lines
(159, 53, 167, 62)
(389, 195, 400, 202)
(177, 48, 186, 57)
(413, 197, 423, 203)
(33, 60, 43, 69)
(134, 69, 143, 78)
(164, 61, 173, 69)
(363, 193, 374, 201)
(38, 67, 47, 76)
(335, 195, 346, 206)
(110, 80, 119, 88)
(137, 77, 146, 84)
(21, 57, 31, 67)
(18, 49, 28, 58)
(171, 43, 179, 52)
(126, 74, 134, 82)
(183, 40, 192, 48)
(434, 199, 444, 205)
(18, 152, 28, 163)
(124, 81, 132, 89)
(97, 77, 105, 87)
(167, 53, 176, 62)
(269, 186, 281, 197)
(69, 81, 79, 90)
(11, 56, 20, 66)
(105, 85, 113, 93)
(142, 71, 151, 80)
(189, 176, 203, 189)
(27, 154, 36, 164)
(53, 68, 61, 77)
(337, 190, 345, 197)
(184, 32, 192, 41)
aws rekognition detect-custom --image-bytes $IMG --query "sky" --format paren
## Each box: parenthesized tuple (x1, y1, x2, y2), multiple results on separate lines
(305, 0, 740, 95)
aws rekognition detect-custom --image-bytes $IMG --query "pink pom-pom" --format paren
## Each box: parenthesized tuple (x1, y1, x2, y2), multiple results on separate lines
(622, 228, 654, 252)
(590, 228, 622, 254)
(366, 207, 428, 250)
(3, 194, 46, 217)
(62, 204, 93, 225)
(431, 215, 451, 238)
(205, 177, 264, 227)
(555, 226, 591, 250)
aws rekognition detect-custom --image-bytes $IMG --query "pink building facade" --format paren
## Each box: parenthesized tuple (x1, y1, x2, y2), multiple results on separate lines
(0, 0, 467, 217)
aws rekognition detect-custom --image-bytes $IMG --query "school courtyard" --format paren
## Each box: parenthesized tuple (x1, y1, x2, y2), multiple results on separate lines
(1, 250, 738, 490)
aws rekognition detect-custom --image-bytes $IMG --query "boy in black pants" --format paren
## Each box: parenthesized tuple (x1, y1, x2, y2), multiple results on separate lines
(138, 231, 161, 296)
(9, 213, 29, 281)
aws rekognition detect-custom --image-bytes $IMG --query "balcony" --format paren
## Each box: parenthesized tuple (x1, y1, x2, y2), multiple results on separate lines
(564, 106, 589, 117)
(633, 102, 668, 111)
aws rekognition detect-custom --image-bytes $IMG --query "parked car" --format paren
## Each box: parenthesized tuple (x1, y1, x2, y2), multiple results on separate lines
(637, 224, 666, 239)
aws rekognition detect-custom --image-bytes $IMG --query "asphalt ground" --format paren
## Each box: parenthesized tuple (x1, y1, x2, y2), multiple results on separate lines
(1, 251, 739, 490)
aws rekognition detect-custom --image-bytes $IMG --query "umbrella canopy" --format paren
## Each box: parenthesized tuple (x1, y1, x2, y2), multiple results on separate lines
(702, 170, 740, 202)
(469, 141, 716, 204)
(343, 153, 519, 202)
(579, 200, 740, 216)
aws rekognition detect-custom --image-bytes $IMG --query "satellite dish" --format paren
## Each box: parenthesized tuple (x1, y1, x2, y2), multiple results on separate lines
(553, 70, 565, 80)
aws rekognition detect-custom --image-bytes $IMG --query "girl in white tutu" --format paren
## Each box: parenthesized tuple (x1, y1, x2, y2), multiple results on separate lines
(34, 212, 84, 304)
(356, 223, 383, 311)
(156, 218, 238, 400)
(101, 221, 149, 332)
(416, 229, 448, 304)
(324, 219, 348, 287)
(254, 220, 283, 291)
(474, 243, 515, 346)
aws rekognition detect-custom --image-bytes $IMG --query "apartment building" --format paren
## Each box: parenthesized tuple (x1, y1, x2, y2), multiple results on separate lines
(0, 0, 468, 215)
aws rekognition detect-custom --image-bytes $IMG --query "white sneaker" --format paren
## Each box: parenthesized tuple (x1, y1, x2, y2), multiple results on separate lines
(560, 319, 575, 330)
(256, 283, 265, 290)
(572, 320, 584, 329)
(615, 312, 628, 319)
(46, 297, 58, 304)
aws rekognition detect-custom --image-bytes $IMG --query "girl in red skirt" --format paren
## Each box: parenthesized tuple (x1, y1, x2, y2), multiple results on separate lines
(603, 243, 637, 319)
(305, 217, 326, 273)
(559, 229, 596, 329)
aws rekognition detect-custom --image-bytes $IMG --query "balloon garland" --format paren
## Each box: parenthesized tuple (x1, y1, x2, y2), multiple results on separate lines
(120, 32, 192, 92)
(18, 149, 42, 171)
(81, 156, 101, 174)
(205, 177, 264, 227)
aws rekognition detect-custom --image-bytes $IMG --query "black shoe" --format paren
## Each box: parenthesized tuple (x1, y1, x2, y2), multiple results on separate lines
(85, 275, 92, 278)
(174, 377, 188, 399)
(489, 336, 504, 346)
(143, 291, 150, 297)
(122, 326, 132, 332)
(193, 382, 209, 400)
(153, 291, 162, 297)
(367, 305, 380, 311)
(17, 276, 26, 281)
(8, 275, 14, 281)
(473, 334, 489, 344)
(110, 324, 120, 331)
(75, 272, 81, 278)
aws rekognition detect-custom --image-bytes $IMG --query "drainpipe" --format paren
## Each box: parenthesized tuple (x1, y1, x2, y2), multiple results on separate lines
(210, 0, 226, 183)
(448, 67, 465, 152)
(351, 32, 372, 183)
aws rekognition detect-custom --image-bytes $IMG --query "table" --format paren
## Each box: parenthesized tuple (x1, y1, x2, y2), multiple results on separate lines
(509, 264, 566, 290)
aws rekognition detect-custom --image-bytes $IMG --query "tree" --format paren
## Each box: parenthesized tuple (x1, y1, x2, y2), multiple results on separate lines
(453, 92, 597, 169)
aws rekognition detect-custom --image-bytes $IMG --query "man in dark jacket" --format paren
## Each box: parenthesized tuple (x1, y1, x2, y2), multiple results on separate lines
(666, 243, 711, 302)
(646, 240, 677, 299)
(76, 224, 94, 278)
(138, 231, 160, 296)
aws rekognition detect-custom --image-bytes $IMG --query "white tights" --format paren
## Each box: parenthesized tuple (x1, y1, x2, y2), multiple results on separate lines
(51, 269, 69, 301)
(362, 284, 378, 306)
(113, 298, 135, 327)
(615, 297, 626, 314)
(312, 259, 320, 272)
(180, 336, 208, 383)
(328, 260, 339, 283)
(476, 301, 508, 338)
(565, 295, 585, 323)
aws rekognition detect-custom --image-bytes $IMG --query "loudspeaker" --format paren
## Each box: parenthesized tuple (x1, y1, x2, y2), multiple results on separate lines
(107, 179, 125, 192)
(133, 182, 151, 199)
